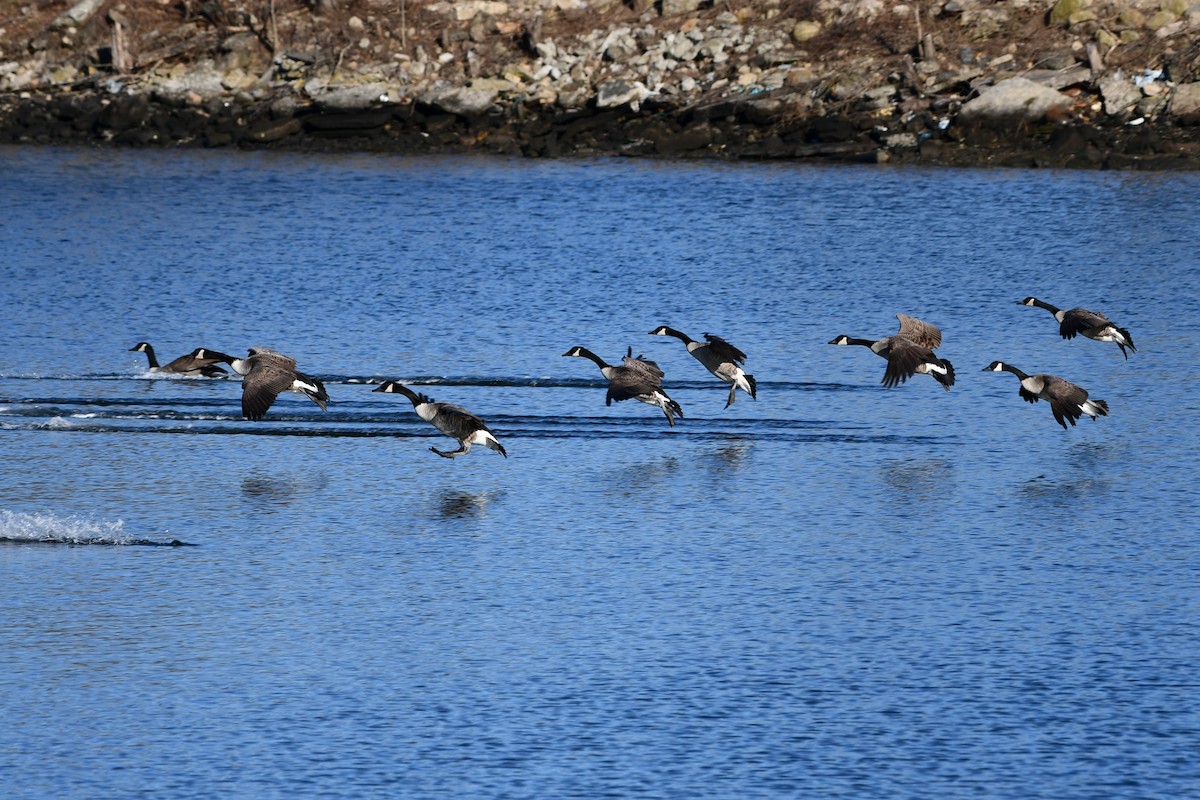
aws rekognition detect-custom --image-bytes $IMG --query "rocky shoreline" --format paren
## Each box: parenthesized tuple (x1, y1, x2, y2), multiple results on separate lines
(3, 0, 1200, 168)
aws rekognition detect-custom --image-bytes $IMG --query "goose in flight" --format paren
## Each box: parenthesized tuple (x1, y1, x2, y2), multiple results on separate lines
(563, 345, 683, 426)
(373, 381, 507, 459)
(1018, 297, 1136, 358)
(827, 314, 955, 390)
(648, 326, 757, 408)
(983, 361, 1109, 430)
(205, 347, 329, 421)
(129, 342, 228, 378)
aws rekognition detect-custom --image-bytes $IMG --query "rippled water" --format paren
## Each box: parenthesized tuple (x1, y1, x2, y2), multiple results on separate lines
(2, 146, 1198, 798)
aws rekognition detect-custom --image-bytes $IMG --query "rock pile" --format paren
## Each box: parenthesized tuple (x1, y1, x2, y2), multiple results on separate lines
(2, 0, 1200, 168)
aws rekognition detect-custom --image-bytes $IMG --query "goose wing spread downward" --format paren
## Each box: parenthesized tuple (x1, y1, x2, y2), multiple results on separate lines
(702, 334, 748, 364)
(880, 337, 936, 388)
(1058, 308, 1109, 339)
(431, 404, 490, 439)
(242, 361, 299, 420)
(607, 357, 664, 404)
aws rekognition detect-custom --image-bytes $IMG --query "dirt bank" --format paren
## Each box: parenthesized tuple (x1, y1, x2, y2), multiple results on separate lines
(3, 0, 1200, 168)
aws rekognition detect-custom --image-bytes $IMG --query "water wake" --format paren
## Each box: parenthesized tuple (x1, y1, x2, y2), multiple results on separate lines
(0, 510, 194, 547)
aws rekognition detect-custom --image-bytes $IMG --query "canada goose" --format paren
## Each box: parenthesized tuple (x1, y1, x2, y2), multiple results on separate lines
(212, 347, 329, 421)
(983, 361, 1109, 430)
(373, 381, 507, 459)
(827, 314, 955, 390)
(648, 327, 757, 408)
(128, 342, 228, 378)
(563, 345, 683, 426)
(1018, 297, 1136, 358)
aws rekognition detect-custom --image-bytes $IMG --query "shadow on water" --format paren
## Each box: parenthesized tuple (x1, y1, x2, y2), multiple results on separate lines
(1015, 440, 1119, 508)
(435, 489, 501, 519)
(880, 457, 954, 501)
(701, 441, 753, 475)
(240, 471, 329, 507)
(600, 454, 682, 503)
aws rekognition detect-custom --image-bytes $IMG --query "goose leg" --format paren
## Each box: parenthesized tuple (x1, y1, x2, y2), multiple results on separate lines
(725, 384, 737, 409)
(431, 443, 471, 458)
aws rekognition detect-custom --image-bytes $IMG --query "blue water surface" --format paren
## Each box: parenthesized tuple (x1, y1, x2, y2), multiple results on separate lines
(1, 146, 1198, 799)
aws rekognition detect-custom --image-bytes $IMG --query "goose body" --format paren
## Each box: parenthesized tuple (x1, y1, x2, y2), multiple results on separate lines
(208, 347, 328, 421)
(563, 346, 683, 426)
(827, 315, 955, 390)
(983, 361, 1108, 429)
(648, 326, 757, 408)
(129, 342, 228, 378)
(1019, 297, 1136, 358)
(373, 381, 506, 458)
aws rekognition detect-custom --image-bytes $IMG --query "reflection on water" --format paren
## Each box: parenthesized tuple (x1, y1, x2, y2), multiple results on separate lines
(240, 471, 328, 507)
(1019, 473, 1110, 501)
(703, 441, 752, 474)
(436, 489, 498, 518)
(880, 457, 954, 501)
(601, 455, 681, 502)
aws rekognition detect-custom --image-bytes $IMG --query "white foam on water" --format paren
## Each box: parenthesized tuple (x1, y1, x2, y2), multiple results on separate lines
(0, 509, 132, 545)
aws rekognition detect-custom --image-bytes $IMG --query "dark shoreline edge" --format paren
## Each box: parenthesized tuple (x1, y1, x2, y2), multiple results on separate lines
(4, 87, 1199, 170)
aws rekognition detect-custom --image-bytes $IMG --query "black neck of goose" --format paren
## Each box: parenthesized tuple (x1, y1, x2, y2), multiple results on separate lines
(844, 337, 876, 347)
(1002, 364, 1029, 380)
(391, 383, 423, 406)
(1031, 298, 1060, 315)
(661, 327, 694, 344)
(201, 350, 237, 365)
(574, 348, 609, 370)
(140, 346, 159, 368)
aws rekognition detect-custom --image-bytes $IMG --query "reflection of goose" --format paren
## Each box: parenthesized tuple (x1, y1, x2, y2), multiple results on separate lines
(827, 314, 954, 390)
(983, 361, 1109, 430)
(129, 342, 227, 377)
(563, 345, 683, 426)
(1018, 297, 1136, 358)
(211, 348, 328, 421)
(373, 381, 507, 459)
(438, 490, 495, 518)
(648, 326, 756, 408)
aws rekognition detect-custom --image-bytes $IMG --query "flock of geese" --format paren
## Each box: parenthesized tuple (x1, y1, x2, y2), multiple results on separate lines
(128, 296, 1136, 459)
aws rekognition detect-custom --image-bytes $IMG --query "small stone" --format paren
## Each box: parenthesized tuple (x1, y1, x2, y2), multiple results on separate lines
(1047, 0, 1090, 27)
(1146, 10, 1177, 29)
(1117, 8, 1144, 28)
(792, 21, 822, 42)
(348, 15, 364, 31)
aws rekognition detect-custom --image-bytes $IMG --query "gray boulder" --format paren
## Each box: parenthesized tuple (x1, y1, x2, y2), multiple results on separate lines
(596, 80, 651, 109)
(1098, 71, 1140, 117)
(309, 83, 394, 112)
(149, 61, 227, 102)
(1169, 82, 1200, 121)
(958, 76, 1072, 122)
(426, 84, 501, 116)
